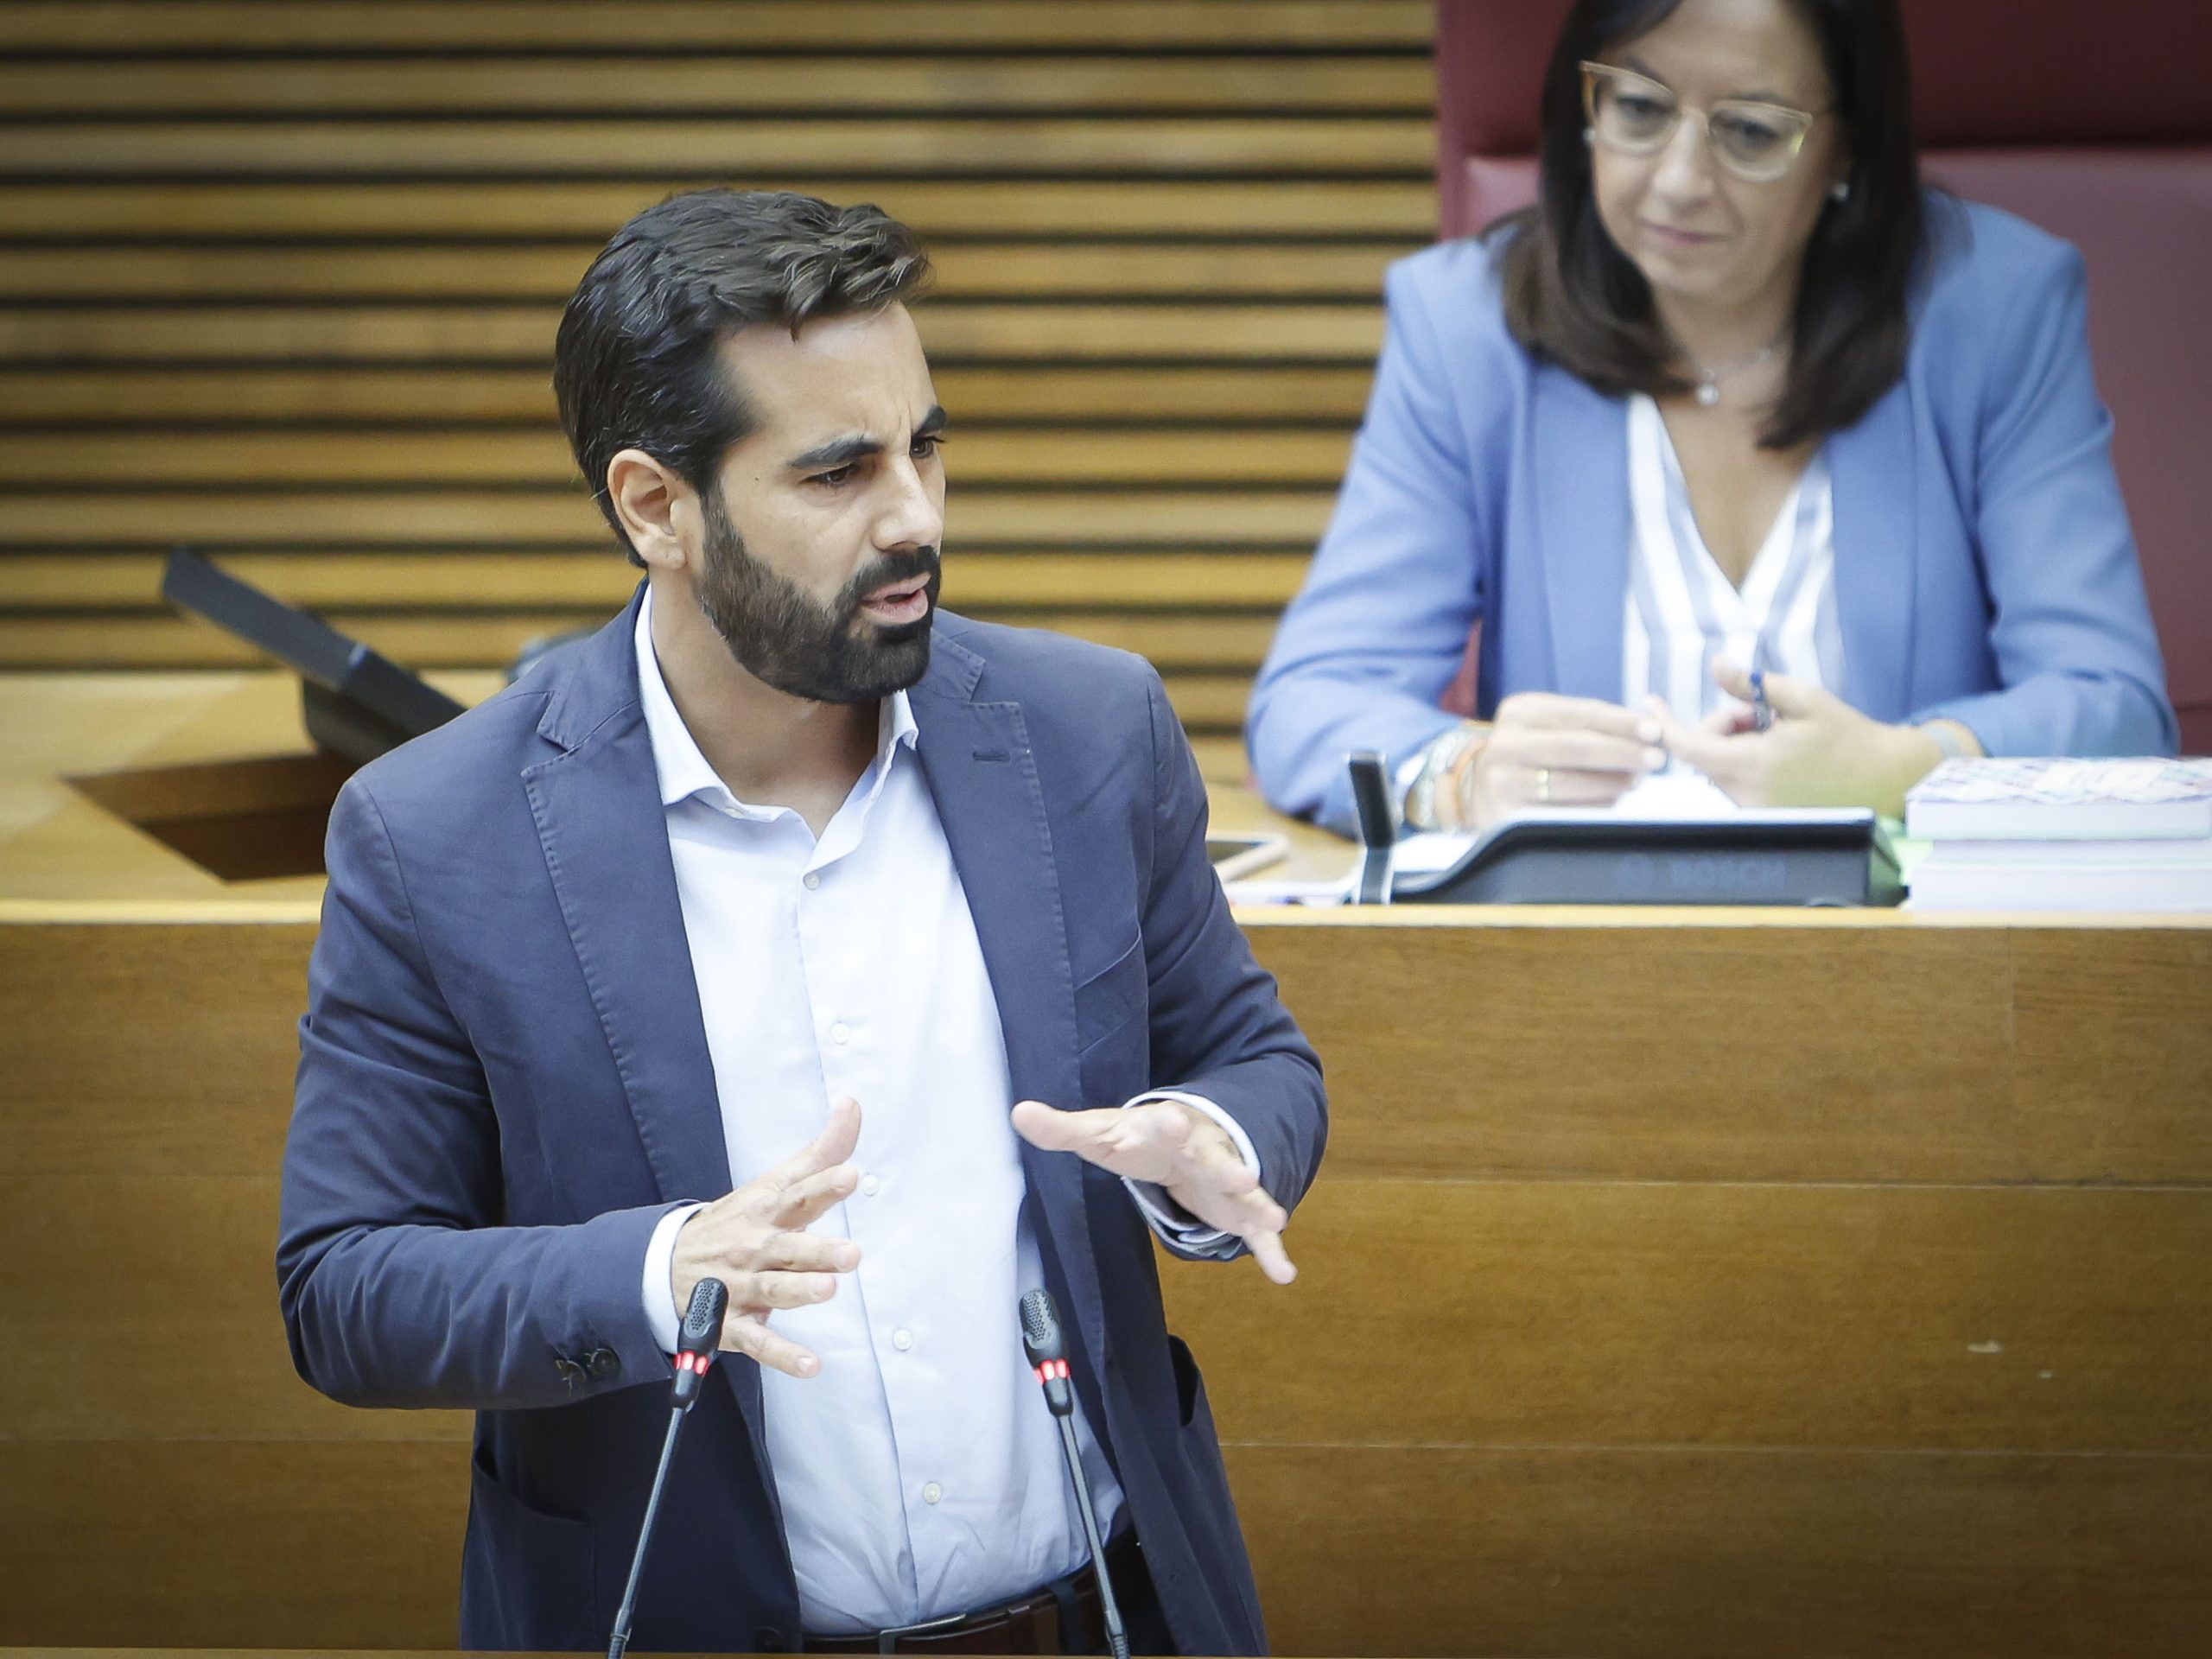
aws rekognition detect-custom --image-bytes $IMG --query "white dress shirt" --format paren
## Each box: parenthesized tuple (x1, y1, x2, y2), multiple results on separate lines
(627, 593, 1254, 1634)
(1623, 393, 1845, 731)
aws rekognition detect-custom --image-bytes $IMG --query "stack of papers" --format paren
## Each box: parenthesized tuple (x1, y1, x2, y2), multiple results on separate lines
(1904, 759, 2212, 912)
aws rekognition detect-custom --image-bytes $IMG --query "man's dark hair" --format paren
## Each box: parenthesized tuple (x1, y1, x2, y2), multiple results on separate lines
(554, 189, 932, 565)
(1497, 0, 1940, 449)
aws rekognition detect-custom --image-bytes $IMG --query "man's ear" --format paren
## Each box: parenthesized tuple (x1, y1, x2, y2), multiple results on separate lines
(607, 448, 698, 571)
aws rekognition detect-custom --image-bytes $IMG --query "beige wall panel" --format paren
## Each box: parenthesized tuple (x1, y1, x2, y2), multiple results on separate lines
(0, 181, 1435, 239)
(3, 3, 1433, 53)
(0, 365, 1380, 425)
(0, 119, 1430, 178)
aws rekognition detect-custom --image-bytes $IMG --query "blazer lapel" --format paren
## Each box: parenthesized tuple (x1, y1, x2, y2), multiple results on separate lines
(1827, 382, 1920, 722)
(520, 593, 731, 1211)
(1530, 366, 1631, 702)
(908, 634, 1111, 1381)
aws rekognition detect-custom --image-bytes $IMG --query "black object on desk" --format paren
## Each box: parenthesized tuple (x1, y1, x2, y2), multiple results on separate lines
(1346, 750, 1396, 906)
(1392, 810, 1903, 907)
(162, 547, 466, 764)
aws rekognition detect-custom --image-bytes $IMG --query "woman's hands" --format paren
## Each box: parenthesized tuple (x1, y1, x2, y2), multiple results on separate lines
(1458, 693, 1668, 830)
(1652, 662, 1957, 817)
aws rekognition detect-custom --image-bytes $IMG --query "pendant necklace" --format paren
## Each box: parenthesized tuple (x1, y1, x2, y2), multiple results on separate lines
(1683, 334, 1786, 407)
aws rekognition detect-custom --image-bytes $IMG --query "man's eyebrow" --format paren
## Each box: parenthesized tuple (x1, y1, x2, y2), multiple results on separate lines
(785, 405, 949, 472)
(786, 433, 880, 472)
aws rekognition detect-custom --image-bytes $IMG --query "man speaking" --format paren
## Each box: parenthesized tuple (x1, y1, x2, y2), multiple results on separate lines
(276, 188, 1326, 1656)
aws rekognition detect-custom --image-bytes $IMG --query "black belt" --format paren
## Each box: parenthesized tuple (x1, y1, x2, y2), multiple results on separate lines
(804, 1532, 1143, 1656)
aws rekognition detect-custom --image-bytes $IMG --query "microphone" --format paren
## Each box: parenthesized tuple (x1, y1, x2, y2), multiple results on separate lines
(672, 1274, 729, 1410)
(608, 1278, 729, 1659)
(1020, 1289, 1129, 1659)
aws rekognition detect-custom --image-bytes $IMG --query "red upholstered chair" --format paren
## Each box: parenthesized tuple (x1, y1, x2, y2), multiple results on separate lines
(1432, 0, 2212, 749)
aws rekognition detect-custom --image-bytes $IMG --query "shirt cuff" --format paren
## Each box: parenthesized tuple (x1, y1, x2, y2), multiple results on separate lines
(1119, 1089, 1261, 1260)
(641, 1202, 706, 1356)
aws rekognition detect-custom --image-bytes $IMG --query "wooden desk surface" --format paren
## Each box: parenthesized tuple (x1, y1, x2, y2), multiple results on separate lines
(4, 670, 2204, 931)
(5, 674, 2211, 1657)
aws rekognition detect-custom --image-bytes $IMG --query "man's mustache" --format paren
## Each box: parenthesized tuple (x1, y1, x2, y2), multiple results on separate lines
(840, 548, 942, 610)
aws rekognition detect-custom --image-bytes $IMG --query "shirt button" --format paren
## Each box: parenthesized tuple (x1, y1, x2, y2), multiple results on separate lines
(860, 1173, 881, 1198)
(830, 1021, 850, 1046)
(922, 1482, 943, 1505)
(893, 1327, 914, 1351)
(803, 872, 820, 890)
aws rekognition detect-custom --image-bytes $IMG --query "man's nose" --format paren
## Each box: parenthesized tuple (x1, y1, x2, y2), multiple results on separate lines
(876, 455, 944, 550)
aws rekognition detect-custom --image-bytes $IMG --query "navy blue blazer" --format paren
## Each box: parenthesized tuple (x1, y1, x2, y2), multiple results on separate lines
(1249, 199, 2178, 836)
(277, 588, 1326, 1655)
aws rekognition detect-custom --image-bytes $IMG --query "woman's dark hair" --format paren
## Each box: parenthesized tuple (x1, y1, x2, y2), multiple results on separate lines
(1498, 0, 1926, 448)
(554, 188, 931, 565)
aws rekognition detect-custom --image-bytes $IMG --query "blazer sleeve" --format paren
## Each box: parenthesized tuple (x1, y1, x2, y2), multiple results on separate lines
(1139, 671, 1326, 1225)
(1245, 253, 1495, 836)
(277, 775, 680, 1410)
(1911, 243, 2178, 755)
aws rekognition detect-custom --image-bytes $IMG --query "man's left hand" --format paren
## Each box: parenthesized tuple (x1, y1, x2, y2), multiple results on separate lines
(1011, 1098, 1296, 1285)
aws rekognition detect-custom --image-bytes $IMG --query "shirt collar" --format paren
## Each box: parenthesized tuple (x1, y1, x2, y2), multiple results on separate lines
(634, 586, 918, 813)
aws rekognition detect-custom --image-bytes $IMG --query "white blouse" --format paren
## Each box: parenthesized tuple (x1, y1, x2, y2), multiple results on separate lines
(1621, 393, 1846, 724)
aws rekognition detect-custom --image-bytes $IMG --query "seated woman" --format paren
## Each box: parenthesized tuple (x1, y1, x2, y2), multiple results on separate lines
(1247, 0, 2177, 839)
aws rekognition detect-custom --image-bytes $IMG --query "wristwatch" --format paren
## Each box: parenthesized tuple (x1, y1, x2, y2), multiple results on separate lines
(1403, 722, 1491, 832)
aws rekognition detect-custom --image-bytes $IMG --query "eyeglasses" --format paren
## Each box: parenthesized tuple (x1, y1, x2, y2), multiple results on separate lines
(1580, 61, 1826, 184)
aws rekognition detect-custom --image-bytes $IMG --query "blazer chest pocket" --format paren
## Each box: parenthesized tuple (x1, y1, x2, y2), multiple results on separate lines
(1073, 935, 1147, 1063)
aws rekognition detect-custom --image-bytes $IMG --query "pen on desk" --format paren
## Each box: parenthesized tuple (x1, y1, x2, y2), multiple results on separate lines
(1749, 668, 1773, 733)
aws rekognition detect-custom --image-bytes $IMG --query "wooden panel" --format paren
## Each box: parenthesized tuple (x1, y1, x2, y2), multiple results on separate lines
(2009, 928, 2212, 1174)
(0, 303, 1383, 364)
(0, 119, 1429, 178)
(0, 365, 1381, 426)
(0, 926, 312, 1179)
(0, 2, 1433, 52)
(2, 1445, 2205, 1658)
(0, 243, 1413, 303)
(1243, 921, 2212, 1185)
(1162, 1179, 2212, 1453)
(1, 551, 1314, 610)
(1227, 1444, 2212, 1659)
(0, 1174, 467, 1443)
(3, 1440, 2204, 1656)
(11, 1169, 2212, 1453)
(0, 58, 1432, 118)
(0, 429, 1354, 487)
(0, 489, 1335, 546)
(0, 1, 1432, 690)
(0, 181, 1434, 239)
(0, 1441, 465, 1650)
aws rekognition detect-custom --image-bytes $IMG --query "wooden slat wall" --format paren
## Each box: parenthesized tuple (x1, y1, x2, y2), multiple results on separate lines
(0, 0, 1437, 736)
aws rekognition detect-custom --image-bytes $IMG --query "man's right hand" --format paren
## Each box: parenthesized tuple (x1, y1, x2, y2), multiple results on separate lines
(670, 1095, 863, 1378)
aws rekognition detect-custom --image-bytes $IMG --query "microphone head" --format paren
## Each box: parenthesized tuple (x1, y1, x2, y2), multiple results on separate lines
(679, 1277, 730, 1357)
(1019, 1288, 1065, 1367)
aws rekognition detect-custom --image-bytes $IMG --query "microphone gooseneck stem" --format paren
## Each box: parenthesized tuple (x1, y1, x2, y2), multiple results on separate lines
(607, 1403, 688, 1659)
(1055, 1414, 1128, 1659)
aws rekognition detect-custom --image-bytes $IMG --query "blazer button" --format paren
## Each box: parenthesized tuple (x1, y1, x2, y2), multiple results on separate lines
(753, 1627, 787, 1651)
(553, 1357, 583, 1385)
(586, 1347, 621, 1381)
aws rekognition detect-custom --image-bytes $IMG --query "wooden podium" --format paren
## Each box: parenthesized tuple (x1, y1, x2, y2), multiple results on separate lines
(4, 673, 2209, 1657)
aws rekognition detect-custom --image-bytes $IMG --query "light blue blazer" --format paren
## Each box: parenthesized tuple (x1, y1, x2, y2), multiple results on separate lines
(1249, 198, 2178, 836)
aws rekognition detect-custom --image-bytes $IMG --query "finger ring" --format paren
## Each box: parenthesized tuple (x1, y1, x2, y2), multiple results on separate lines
(1536, 766, 1552, 804)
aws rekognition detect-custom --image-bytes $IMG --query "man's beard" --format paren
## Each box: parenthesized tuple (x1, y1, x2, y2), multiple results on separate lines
(694, 487, 939, 704)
